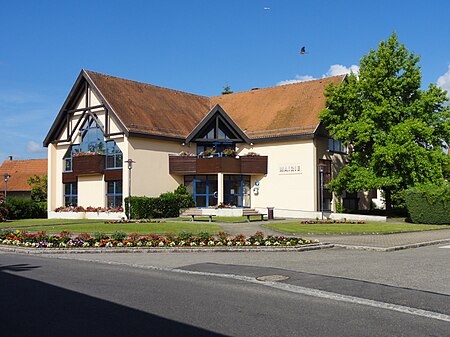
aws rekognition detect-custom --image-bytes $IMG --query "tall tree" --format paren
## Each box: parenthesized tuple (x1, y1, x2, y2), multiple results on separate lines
(27, 175, 48, 202)
(221, 83, 233, 95)
(320, 33, 450, 210)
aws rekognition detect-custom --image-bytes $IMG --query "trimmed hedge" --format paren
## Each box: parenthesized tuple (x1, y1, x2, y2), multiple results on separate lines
(404, 182, 450, 225)
(124, 186, 194, 219)
(4, 198, 47, 220)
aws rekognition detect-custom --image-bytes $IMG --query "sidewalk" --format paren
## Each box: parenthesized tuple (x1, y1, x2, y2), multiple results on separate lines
(217, 220, 450, 251)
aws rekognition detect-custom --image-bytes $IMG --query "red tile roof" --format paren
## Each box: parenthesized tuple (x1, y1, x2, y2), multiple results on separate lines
(85, 71, 344, 140)
(0, 159, 47, 192)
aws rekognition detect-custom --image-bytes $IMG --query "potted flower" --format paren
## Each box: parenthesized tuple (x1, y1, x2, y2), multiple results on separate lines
(202, 149, 216, 157)
(222, 148, 236, 157)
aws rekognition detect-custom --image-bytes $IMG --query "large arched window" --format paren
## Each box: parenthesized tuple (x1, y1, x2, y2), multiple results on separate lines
(63, 116, 122, 171)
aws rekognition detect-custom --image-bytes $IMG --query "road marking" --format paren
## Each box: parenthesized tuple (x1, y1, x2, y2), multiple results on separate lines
(172, 268, 450, 323)
(49, 256, 450, 323)
(439, 245, 450, 249)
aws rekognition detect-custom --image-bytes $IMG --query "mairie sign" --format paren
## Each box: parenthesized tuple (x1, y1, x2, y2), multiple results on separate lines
(279, 163, 301, 174)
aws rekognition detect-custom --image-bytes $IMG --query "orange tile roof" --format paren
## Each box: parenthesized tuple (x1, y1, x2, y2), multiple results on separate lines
(0, 159, 47, 192)
(61, 71, 345, 142)
(85, 71, 211, 139)
(211, 76, 345, 138)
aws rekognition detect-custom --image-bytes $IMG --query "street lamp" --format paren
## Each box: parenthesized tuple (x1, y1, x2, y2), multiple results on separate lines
(3, 173, 10, 200)
(318, 164, 326, 220)
(124, 159, 135, 220)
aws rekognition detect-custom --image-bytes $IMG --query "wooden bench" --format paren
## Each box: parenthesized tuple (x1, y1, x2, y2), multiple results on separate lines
(181, 208, 216, 222)
(242, 209, 265, 222)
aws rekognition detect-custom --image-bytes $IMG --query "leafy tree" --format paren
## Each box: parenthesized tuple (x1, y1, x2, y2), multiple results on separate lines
(221, 83, 233, 95)
(27, 174, 48, 202)
(320, 33, 450, 211)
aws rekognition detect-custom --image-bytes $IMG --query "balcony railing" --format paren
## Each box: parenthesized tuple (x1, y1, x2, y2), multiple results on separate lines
(72, 155, 106, 175)
(169, 155, 268, 175)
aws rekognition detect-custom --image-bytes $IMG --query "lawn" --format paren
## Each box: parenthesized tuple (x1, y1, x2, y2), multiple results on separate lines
(263, 222, 450, 234)
(180, 216, 251, 223)
(1, 219, 223, 235)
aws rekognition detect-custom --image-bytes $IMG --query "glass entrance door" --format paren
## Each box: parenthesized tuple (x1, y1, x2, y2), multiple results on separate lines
(184, 175, 218, 207)
(224, 175, 250, 207)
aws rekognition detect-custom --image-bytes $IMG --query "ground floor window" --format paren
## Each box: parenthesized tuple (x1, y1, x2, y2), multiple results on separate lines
(106, 180, 123, 208)
(184, 174, 251, 208)
(318, 159, 332, 211)
(64, 182, 77, 207)
(224, 175, 251, 207)
(184, 175, 218, 207)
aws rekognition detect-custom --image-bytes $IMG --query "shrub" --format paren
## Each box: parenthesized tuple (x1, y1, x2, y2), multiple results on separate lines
(404, 182, 450, 225)
(5, 197, 46, 219)
(125, 185, 194, 219)
(111, 230, 127, 241)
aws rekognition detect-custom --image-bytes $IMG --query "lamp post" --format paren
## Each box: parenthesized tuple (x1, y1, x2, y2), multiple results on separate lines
(3, 173, 10, 200)
(124, 159, 135, 220)
(318, 164, 326, 220)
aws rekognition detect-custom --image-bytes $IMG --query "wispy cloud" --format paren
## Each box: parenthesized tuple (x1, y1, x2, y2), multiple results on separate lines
(277, 75, 315, 86)
(324, 64, 359, 77)
(26, 140, 46, 154)
(437, 64, 450, 96)
(277, 64, 359, 86)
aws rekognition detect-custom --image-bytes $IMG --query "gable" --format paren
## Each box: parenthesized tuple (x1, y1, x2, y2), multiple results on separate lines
(44, 70, 126, 146)
(186, 104, 250, 144)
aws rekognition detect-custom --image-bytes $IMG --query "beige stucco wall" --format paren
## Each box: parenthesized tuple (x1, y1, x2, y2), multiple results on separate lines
(236, 139, 318, 211)
(78, 175, 105, 206)
(126, 137, 185, 197)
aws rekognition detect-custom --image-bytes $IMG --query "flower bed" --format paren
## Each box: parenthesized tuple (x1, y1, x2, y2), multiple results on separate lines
(301, 219, 366, 224)
(0, 230, 318, 249)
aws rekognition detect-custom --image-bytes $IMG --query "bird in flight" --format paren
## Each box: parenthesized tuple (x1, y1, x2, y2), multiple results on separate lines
(300, 46, 308, 54)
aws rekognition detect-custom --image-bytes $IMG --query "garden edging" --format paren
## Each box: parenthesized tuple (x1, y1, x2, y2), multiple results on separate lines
(0, 243, 333, 254)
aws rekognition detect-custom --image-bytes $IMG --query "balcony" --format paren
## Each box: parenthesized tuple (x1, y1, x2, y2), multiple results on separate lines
(169, 155, 268, 175)
(72, 155, 105, 175)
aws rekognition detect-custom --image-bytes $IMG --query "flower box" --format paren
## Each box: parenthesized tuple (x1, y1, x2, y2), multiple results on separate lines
(72, 155, 105, 175)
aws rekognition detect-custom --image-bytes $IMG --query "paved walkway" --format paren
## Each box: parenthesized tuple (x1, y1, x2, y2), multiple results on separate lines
(215, 220, 450, 250)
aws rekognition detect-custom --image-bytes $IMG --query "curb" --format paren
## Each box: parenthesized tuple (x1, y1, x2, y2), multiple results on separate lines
(0, 243, 334, 255)
(333, 238, 450, 252)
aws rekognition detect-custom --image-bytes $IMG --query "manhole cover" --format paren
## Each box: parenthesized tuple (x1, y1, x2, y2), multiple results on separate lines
(256, 275, 289, 282)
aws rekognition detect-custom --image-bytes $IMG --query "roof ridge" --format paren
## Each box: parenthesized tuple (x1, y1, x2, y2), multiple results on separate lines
(84, 69, 209, 100)
(210, 74, 346, 98)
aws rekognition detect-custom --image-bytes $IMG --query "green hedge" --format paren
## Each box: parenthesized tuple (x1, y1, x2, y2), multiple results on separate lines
(404, 182, 450, 224)
(124, 186, 194, 219)
(4, 198, 47, 220)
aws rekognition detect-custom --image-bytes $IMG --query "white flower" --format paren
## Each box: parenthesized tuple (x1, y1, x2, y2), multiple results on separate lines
(94, 242, 100, 247)
(245, 241, 251, 246)
(273, 241, 280, 246)
(264, 241, 272, 246)
(117, 242, 124, 247)
(227, 241, 233, 246)
(286, 241, 291, 246)
(169, 241, 176, 247)
(179, 240, 186, 247)
(146, 242, 153, 247)
(126, 242, 133, 247)
(208, 241, 215, 246)
(254, 241, 260, 246)
(82, 242, 89, 247)
(199, 241, 206, 246)
(216, 242, 223, 246)
(236, 241, 242, 246)
(158, 241, 165, 247)
(190, 242, 197, 246)
(48, 243, 54, 248)
(136, 241, 143, 246)
(31, 242, 36, 247)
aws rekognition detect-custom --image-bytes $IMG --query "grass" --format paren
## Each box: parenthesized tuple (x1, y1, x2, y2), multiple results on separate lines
(1, 219, 222, 235)
(263, 221, 450, 234)
(180, 216, 250, 223)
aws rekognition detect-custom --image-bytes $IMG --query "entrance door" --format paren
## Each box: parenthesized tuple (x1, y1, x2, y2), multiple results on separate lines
(224, 175, 250, 207)
(185, 175, 218, 207)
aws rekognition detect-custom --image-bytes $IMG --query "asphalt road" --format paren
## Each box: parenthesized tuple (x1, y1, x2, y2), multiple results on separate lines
(1, 249, 449, 337)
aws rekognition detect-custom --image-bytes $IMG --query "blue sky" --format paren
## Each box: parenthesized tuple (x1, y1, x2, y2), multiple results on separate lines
(1, 0, 450, 162)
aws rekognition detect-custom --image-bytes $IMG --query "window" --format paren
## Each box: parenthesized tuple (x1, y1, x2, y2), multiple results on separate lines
(106, 141, 123, 169)
(328, 137, 346, 153)
(63, 149, 73, 172)
(106, 181, 123, 208)
(64, 182, 77, 207)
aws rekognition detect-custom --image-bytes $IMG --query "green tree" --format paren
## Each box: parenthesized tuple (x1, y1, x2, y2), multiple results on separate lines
(319, 33, 450, 211)
(27, 174, 48, 202)
(221, 83, 233, 95)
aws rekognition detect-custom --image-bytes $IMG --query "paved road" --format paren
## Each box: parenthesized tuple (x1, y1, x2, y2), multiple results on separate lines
(1, 247, 449, 337)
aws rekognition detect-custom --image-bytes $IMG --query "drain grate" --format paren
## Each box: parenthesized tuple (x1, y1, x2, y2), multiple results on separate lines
(256, 274, 290, 282)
